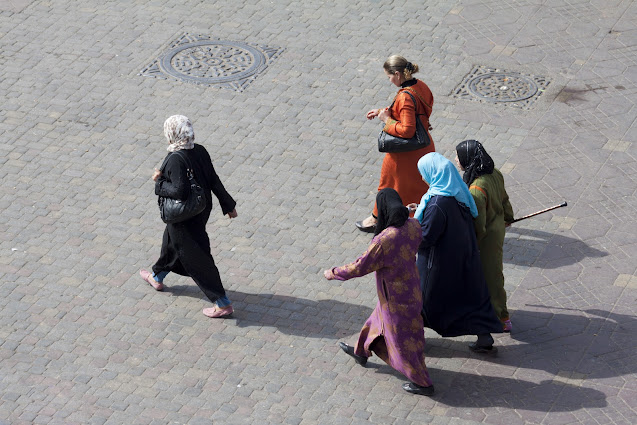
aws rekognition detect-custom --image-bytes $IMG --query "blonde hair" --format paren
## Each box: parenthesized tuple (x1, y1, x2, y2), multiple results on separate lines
(383, 55, 419, 81)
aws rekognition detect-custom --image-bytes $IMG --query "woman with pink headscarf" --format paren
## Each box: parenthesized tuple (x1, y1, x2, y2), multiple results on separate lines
(140, 115, 238, 318)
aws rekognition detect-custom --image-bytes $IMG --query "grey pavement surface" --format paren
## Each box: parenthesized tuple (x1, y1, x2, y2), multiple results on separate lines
(1, 0, 636, 424)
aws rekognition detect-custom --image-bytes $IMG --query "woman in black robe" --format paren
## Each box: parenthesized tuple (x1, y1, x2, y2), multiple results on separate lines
(408, 153, 502, 353)
(140, 115, 238, 318)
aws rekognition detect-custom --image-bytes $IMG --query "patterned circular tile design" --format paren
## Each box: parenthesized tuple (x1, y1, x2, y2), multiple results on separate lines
(452, 66, 549, 109)
(159, 40, 267, 84)
(467, 72, 539, 102)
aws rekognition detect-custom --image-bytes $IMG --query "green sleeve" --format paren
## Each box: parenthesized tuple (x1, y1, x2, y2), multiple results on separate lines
(502, 188, 514, 223)
(470, 188, 488, 241)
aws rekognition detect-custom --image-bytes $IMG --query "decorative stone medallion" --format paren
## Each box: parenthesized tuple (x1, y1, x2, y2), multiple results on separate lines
(452, 66, 550, 108)
(139, 34, 284, 92)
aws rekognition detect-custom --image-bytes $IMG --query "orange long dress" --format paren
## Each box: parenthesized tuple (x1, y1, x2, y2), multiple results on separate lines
(373, 80, 436, 217)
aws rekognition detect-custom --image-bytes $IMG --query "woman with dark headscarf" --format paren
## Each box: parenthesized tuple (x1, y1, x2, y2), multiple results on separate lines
(455, 140, 514, 332)
(140, 115, 238, 319)
(408, 153, 503, 353)
(324, 188, 434, 396)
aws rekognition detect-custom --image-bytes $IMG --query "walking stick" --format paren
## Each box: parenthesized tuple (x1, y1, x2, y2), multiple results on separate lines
(509, 202, 568, 224)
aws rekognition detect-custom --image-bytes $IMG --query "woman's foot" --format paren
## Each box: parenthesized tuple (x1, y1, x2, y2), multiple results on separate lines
(139, 269, 164, 291)
(203, 305, 234, 318)
(355, 215, 377, 233)
(402, 382, 435, 396)
(468, 342, 498, 354)
(502, 319, 512, 332)
(469, 333, 497, 354)
(338, 342, 367, 366)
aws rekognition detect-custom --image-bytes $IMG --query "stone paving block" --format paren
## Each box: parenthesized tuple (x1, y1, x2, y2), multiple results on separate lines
(613, 274, 637, 289)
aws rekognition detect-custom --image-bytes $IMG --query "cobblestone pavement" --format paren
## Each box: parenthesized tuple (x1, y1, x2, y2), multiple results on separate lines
(1, 0, 636, 424)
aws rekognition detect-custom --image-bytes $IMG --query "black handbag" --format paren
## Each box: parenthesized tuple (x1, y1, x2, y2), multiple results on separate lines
(377, 90, 431, 153)
(158, 151, 206, 224)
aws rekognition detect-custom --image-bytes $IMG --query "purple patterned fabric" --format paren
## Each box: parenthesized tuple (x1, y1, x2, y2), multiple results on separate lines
(332, 218, 433, 387)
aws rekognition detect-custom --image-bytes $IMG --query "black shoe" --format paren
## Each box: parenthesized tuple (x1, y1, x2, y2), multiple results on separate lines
(402, 382, 435, 396)
(355, 221, 376, 233)
(468, 342, 498, 354)
(338, 342, 367, 366)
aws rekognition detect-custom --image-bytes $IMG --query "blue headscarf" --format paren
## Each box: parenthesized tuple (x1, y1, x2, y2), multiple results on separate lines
(414, 152, 479, 222)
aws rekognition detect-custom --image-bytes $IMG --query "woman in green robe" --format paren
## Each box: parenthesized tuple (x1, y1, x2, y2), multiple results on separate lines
(455, 140, 514, 332)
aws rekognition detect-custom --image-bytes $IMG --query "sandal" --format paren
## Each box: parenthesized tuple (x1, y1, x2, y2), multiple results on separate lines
(139, 269, 164, 291)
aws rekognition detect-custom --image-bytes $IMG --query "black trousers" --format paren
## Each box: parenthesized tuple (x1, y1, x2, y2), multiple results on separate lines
(152, 212, 226, 303)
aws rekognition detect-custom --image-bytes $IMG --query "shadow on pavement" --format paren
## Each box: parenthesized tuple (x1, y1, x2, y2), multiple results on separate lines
(228, 291, 374, 339)
(163, 283, 207, 299)
(159, 288, 374, 339)
(504, 227, 607, 268)
(367, 362, 607, 412)
(162, 285, 613, 412)
(424, 307, 636, 380)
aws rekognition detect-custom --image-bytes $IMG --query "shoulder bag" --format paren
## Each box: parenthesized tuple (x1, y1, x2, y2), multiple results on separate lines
(377, 90, 431, 153)
(158, 150, 206, 224)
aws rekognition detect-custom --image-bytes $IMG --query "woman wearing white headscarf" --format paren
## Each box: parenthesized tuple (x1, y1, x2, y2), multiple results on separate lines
(408, 153, 502, 353)
(140, 115, 238, 318)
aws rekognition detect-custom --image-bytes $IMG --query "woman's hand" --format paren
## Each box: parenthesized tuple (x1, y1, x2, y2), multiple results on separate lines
(378, 108, 390, 123)
(152, 168, 162, 181)
(227, 209, 238, 219)
(366, 109, 381, 120)
(323, 269, 335, 280)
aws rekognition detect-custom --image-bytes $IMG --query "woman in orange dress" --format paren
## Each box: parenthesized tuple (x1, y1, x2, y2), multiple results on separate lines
(356, 55, 436, 233)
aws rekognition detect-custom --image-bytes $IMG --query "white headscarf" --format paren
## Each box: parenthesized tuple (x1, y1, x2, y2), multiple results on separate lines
(164, 115, 195, 152)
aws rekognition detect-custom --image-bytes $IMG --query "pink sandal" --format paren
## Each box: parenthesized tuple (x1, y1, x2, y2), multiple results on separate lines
(502, 319, 512, 333)
(139, 269, 164, 291)
(202, 305, 234, 318)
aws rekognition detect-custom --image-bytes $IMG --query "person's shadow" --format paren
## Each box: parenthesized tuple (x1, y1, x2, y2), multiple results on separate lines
(361, 306, 617, 413)
(504, 227, 607, 268)
(162, 287, 374, 339)
(366, 363, 607, 413)
(422, 307, 636, 381)
(164, 286, 610, 412)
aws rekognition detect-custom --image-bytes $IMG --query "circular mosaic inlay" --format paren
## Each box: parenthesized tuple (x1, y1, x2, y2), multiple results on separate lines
(159, 40, 266, 84)
(467, 72, 539, 102)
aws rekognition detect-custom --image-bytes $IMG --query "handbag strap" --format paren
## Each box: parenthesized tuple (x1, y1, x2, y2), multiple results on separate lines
(390, 90, 426, 120)
(403, 90, 423, 118)
(398, 88, 433, 120)
(162, 150, 197, 180)
(402, 87, 432, 113)
(159, 154, 171, 172)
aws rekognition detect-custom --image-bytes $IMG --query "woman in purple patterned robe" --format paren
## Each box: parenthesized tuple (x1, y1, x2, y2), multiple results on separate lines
(324, 189, 434, 396)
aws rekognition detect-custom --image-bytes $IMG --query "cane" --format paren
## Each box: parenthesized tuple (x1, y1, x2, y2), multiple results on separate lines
(509, 202, 568, 224)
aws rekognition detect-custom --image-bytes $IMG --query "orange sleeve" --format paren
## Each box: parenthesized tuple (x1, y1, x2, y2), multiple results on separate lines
(383, 91, 417, 138)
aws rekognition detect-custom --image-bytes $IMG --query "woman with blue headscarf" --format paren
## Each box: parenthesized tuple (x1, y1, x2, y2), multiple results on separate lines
(408, 153, 502, 353)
